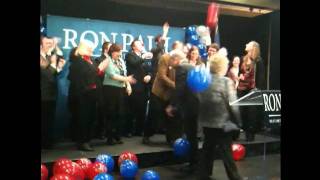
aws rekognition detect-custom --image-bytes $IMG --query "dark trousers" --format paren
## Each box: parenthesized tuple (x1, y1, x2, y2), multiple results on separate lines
(144, 93, 183, 142)
(198, 128, 242, 180)
(103, 85, 125, 141)
(76, 90, 97, 144)
(95, 87, 106, 138)
(144, 93, 165, 137)
(128, 90, 147, 135)
(41, 100, 56, 147)
(122, 95, 133, 136)
(238, 90, 262, 139)
(183, 111, 199, 165)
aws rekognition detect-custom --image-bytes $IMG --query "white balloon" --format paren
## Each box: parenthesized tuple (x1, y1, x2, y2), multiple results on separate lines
(200, 34, 212, 46)
(196, 25, 208, 37)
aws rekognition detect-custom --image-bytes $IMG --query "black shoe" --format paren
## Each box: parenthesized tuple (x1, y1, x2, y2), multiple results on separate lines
(180, 164, 197, 173)
(78, 143, 94, 151)
(142, 137, 151, 144)
(114, 137, 124, 144)
(115, 140, 124, 144)
(134, 132, 143, 136)
(106, 139, 116, 145)
(124, 133, 132, 138)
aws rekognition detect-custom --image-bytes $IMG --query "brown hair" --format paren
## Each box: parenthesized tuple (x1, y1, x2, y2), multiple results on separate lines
(108, 43, 122, 57)
(186, 46, 203, 65)
(208, 43, 220, 51)
(101, 41, 111, 55)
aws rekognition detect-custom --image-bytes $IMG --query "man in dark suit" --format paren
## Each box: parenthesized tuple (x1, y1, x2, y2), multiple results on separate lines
(166, 52, 200, 173)
(41, 36, 66, 149)
(125, 39, 152, 136)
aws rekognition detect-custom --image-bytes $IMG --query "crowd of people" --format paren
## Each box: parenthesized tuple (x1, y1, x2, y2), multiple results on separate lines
(41, 22, 266, 180)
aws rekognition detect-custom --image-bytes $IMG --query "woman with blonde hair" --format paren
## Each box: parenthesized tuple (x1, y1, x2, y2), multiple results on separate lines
(197, 54, 242, 180)
(238, 40, 265, 141)
(67, 40, 105, 151)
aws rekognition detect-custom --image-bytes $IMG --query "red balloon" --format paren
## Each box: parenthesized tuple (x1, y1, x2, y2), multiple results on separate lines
(86, 162, 107, 180)
(50, 174, 75, 180)
(206, 3, 219, 29)
(232, 143, 246, 161)
(41, 164, 48, 180)
(53, 158, 73, 175)
(76, 158, 92, 178)
(118, 151, 138, 167)
(55, 162, 85, 180)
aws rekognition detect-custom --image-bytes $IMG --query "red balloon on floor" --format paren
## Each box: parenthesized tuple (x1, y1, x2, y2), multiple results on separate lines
(50, 174, 75, 180)
(76, 158, 92, 178)
(86, 162, 107, 180)
(118, 151, 138, 166)
(53, 158, 73, 175)
(54, 162, 85, 180)
(41, 164, 48, 180)
(232, 143, 246, 161)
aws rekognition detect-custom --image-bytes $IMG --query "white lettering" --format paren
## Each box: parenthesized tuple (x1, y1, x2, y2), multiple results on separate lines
(138, 35, 144, 44)
(110, 32, 118, 43)
(99, 32, 111, 44)
(263, 93, 281, 112)
(269, 94, 275, 111)
(147, 35, 154, 51)
(121, 33, 134, 53)
(275, 94, 281, 111)
(263, 94, 270, 111)
(63, 28, 77, 49)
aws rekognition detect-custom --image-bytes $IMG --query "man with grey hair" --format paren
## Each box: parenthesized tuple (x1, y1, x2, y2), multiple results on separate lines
(166, 50, 200, 173)
(142, 50, 185, 145)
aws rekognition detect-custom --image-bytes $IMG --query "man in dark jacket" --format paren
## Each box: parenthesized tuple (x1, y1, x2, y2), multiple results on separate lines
(166, 53, 200, 173)
(41, 36, 66, 149)
(125, 39, 152, 136)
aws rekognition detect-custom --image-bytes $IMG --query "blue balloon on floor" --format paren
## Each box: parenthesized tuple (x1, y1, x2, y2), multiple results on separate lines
(186, 66, 212, 93)
(141, 170, 160, 180)
(120, 160, 138, 178)
(93, 173, 114, 180)
(96, 154, 115, 173)
(173, 138, 191, 157)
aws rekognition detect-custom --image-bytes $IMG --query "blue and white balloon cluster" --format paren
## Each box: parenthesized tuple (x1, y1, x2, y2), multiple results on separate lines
(185, 25, 212, 61)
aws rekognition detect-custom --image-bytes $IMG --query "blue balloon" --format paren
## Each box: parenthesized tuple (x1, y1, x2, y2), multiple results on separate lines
(186, 66, 212, 93)
(173, 138, 191, 157)
(141, 170, 160, 180)
(185, 25, 197, 37)
(187, 35, 200, 46)
(120, 160, 138, 178)
(96, 154, 115, 173)
(197, 43, 207, 55)
(201, 52, 208, 60)
(94, 173, 114, 180)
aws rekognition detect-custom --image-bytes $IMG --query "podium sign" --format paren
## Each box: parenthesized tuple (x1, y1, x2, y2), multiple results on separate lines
(262, 90, 281, 128)
(230, 90, 281, 129)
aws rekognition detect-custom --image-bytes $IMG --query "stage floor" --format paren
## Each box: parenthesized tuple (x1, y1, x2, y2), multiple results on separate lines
(123, 154, 281, 180)
(41, 133, 280, 163)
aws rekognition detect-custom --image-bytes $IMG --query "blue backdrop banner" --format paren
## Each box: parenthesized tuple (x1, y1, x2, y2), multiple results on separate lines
(46, 15, 185, 139)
